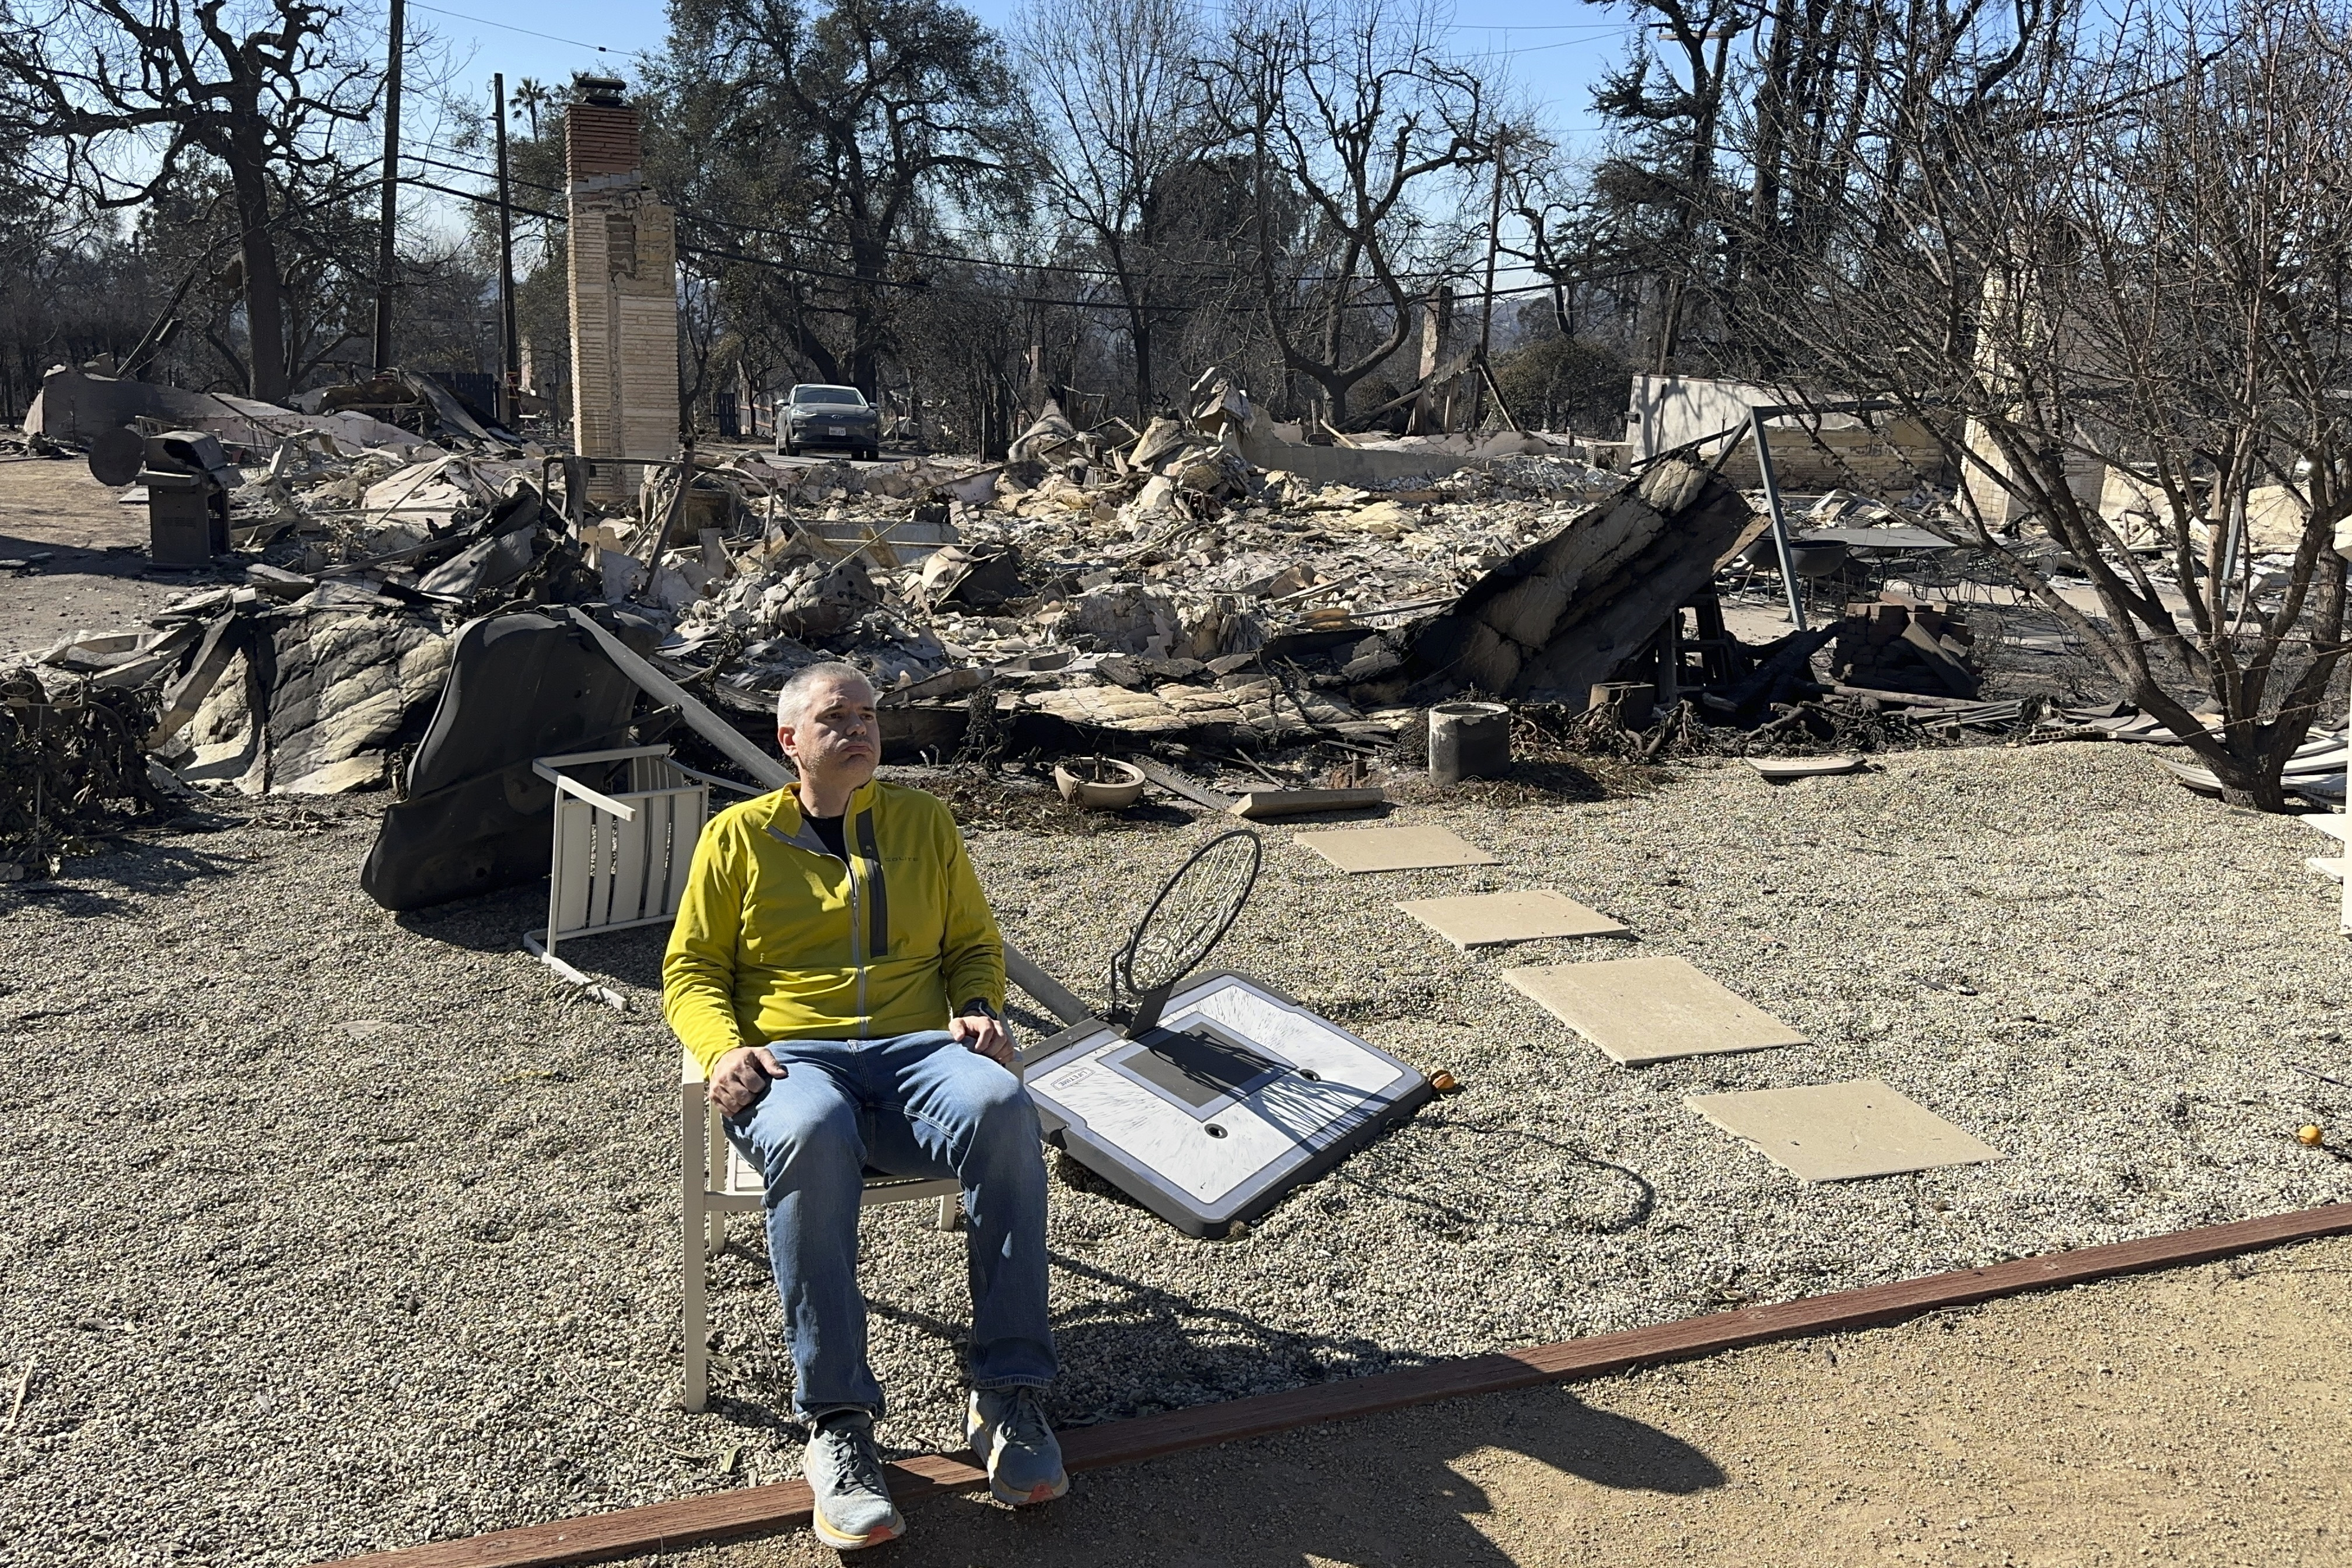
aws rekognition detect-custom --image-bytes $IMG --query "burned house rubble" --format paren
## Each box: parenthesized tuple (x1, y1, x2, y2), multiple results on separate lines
(1, 360, 2035, 883)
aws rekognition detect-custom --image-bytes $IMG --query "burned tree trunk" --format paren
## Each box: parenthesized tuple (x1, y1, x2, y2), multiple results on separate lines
(226, 125, 293, 403)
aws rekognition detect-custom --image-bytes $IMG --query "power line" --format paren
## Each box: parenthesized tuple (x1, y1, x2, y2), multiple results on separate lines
(407, 1, 636, 57)
(411, 149, 1108, 278)
(402, 173, 1564, 312)
(409, 0, 1621, 56)
(418, 136, 1133, 260)
(411, 141, 1482, 289)
(1440, 20, 1629, 31)
(1462, 34, 1628, 60)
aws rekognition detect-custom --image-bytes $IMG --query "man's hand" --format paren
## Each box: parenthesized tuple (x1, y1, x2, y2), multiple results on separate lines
(710, 1044, 782, 1117)
(950, 1006, 1015, 1069)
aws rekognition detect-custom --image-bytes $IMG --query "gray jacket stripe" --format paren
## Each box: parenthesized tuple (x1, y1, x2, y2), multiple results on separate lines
(855, 807, 888, 957)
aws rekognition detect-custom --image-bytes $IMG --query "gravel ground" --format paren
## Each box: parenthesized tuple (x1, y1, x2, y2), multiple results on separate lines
(4, 742, 2351, 1565)
(0, 455, 204, 662)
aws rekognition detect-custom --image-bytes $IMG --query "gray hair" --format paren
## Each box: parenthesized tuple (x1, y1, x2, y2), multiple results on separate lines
(776, 661, 875, 727)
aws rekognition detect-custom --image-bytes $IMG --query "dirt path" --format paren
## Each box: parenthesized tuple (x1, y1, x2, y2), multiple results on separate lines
(0, 453, 203, 660)
(636, 1234, 2352, 1568)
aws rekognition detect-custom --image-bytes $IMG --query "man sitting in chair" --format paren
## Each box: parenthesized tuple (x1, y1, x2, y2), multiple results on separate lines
(664, 661, 1063, 1550)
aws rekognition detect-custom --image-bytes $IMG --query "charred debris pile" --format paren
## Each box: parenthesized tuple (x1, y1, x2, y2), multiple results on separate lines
(2, 365, 2021, 876)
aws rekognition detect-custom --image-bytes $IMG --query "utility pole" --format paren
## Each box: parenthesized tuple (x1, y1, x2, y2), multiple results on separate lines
(494, 72, 520, 421)
(1472, 129, 1510, 431)
(372, 0, 405, 372)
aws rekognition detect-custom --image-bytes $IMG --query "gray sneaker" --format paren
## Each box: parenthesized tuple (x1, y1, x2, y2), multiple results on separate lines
(965, 1387, 1069, 1506)
(804, 1410, 904, 1550)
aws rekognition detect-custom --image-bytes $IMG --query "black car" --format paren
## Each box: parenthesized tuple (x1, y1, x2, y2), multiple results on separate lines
(780, 383, 880, 461)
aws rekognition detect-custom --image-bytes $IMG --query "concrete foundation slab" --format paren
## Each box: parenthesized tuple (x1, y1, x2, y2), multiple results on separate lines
(1503, 955, 1803, 1064)
(1687, 1077, 2005, 1181)
(1293, 824, 1499, 874)
(1395, 888, 1630, 949)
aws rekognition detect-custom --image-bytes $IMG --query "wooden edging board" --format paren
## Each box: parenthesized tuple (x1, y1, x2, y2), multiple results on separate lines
(316, 1200, 2352, 1568)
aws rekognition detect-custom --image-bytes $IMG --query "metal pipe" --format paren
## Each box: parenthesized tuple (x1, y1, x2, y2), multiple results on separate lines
(1749, 410, 1808, 630)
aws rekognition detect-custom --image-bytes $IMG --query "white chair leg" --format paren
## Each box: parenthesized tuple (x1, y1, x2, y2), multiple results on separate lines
(934, 1192, 961, 1231)
(682, 1082, 710, 1413)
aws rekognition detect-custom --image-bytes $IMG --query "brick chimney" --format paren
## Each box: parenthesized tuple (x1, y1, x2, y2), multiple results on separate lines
(564, 80, 680, 503)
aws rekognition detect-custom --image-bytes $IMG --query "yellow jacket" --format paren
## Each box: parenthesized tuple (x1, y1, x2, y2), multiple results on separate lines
(662, 778, 1006, 1074)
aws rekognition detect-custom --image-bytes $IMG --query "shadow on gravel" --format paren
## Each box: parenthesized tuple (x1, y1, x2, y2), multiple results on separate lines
(391, 888, 668, 993)
(822, 1114, 1663, 1448)
(0, 838, 247, 914)
(0, 882, 132, 917)
(1048, 1247, 1434, 1422)
(391, 884, 548, 951)
(538, 929, 668, 991)
(850, 1235, 1433, 1430)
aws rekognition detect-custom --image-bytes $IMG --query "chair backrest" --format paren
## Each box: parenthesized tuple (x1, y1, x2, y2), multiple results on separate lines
(538, 747, 709, 944)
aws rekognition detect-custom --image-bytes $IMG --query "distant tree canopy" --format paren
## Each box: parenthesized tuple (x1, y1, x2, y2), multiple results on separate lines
(620, 0, 1517, 438)
(0, 0, 1531, 436)
(1491, 330, 1630, 436)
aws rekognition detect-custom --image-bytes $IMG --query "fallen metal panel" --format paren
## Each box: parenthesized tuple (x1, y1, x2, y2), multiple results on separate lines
(1398, 456, 1765, 702)
(261, 611, 452, 795)
(1130, 758, 1237, 811)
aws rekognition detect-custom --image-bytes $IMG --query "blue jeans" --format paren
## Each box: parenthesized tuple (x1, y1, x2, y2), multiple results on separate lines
(724, 1030, 1058, 1420)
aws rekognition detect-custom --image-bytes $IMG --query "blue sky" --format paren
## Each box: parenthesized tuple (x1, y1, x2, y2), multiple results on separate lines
(405, 0, 1634, 152)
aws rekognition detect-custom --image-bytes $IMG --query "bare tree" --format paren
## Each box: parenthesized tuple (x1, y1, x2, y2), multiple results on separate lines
(1518, 0, 2042, 378)
(0, 0, 382, 400)
(1204, 0, 1494, 425)
(1586, 0, 1746, 372)
(658, 0, 1037, 397)
(1015, 0, 1205, 418)
(1730, 0, 2352, 810)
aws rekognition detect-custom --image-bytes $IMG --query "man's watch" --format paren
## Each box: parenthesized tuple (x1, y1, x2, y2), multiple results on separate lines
(960, 998, 999, 1021)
